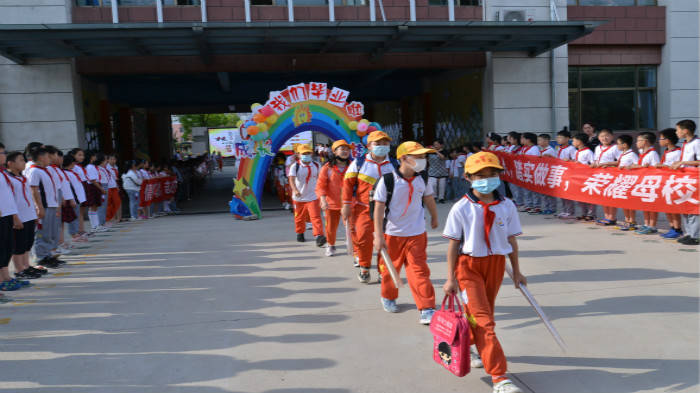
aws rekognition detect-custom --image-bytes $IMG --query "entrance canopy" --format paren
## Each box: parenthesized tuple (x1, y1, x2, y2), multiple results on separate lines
(0, 21, 599, 65)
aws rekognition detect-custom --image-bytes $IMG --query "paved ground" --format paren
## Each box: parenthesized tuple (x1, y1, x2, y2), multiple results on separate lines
(1, 169, 698, 393)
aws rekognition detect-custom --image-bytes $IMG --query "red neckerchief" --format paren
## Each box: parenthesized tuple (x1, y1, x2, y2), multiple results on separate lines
(300, 163, 315, 186)
(30, 165, 56, 196)
(366, 157, 391, 180)
(596, 144, 615, 163)
(464, 194, 501, 254)
(525, 145, 539, 155)
(77, 164, 88, 179)
(618, 150, 634, 168)
(4, 170, 30, 207)
(557, 145, 569, 159)
(575, 147, 590, 162)
(397, 173, 416, 218)
(638, 148, 656, 166)
(681, 138, 697, 160)
(50, 165, 65, 182)
(662, 147, 680, 164)
(514, 146, 524, 154)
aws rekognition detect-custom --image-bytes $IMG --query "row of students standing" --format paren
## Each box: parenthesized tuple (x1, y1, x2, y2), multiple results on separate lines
(286, 130, 527, 393)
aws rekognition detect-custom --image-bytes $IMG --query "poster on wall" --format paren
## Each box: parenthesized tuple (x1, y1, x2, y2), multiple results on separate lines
(208, 128, 238, 157)
(279, 131, 313, 152)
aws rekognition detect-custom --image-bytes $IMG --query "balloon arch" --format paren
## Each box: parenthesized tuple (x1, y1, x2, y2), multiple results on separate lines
(231, 82, 383, 218)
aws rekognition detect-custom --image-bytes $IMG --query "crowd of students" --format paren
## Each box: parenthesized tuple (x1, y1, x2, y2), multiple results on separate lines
(0, 142, 216, 294)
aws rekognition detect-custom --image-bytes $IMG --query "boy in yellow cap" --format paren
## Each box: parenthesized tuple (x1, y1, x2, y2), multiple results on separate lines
(342, 130, 395, 283)
(373, 141, 439, 324)
(289, 144, 326, 246)
(442, 151, 527, 393)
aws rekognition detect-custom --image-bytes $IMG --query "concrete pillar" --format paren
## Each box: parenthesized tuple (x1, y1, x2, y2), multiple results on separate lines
(657, 0, 700, 129)
(482, 0, 569, 134)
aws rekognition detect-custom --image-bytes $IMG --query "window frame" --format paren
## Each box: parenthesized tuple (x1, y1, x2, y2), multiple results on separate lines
(567, 0, 657, 6)
(568, 65, 657, 132)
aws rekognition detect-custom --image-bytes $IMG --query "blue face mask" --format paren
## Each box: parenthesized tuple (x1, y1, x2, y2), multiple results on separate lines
(300, 155, 312, 163)
(371, 145, 390, 157)
(471, 177, 500, 194)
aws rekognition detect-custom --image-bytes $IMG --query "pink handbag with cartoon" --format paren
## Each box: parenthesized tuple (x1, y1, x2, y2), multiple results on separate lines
(430, 294, 471, 377)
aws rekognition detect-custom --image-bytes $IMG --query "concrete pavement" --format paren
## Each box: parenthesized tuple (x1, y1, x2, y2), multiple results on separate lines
(0, 170, 697, 393)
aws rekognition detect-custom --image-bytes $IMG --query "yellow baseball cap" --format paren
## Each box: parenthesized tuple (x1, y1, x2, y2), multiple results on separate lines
(332, 139, 351, 151)
(297, 144, 313, 154)
(367, 131, 392, 143)
(464, 152, 503, 174)
(396, 141, 436, 159)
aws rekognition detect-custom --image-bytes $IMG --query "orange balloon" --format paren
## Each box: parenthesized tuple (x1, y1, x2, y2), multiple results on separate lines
(356, 130, 367, 137)
(253, 113, 266, 123)
(247, 126, 259, 136)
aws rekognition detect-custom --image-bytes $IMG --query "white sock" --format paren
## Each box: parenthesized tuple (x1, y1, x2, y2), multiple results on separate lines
(88, 211, 99, 229)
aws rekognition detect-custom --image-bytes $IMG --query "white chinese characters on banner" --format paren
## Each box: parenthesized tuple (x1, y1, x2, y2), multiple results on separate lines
(662, 175, 699, 205)
(602, 175, 639, 200)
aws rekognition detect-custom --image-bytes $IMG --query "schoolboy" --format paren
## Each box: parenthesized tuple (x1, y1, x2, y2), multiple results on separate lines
(62, 155, 87, 242)
(520, 133, 541, 213)
(615, 135, 639, 231)
(342, 131, 395, 283)
(0, 144, 25, 290)
(535, 134, 556, 215)
(505, 132, 524, 208)
(571, 133, 596, 220)
(590, 128, 621, 226)
(655, 128, 683, 239)
(670, 120, 700, 245)
(373, 141, 439, 325)
(555, 130, 577, 218)
(624, 132, 661, 234)
(317, 140, 352, 257)
(288, 144, 326, 246)
(442, 151, 527, 393)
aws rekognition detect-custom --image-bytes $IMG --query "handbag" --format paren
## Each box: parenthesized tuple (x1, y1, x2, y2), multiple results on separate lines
(429, 294, 471, 377)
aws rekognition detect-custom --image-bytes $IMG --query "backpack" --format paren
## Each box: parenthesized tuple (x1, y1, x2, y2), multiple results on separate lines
(291, 161, 320, 179)
(351, 154, 400, 201)
(369, 166, 429, 228)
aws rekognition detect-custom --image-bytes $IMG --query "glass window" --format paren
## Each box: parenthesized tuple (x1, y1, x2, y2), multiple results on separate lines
(429, 0, 479, 5)
(76, 0, 200, 5)
(637, 90, 656, 130)
(581, 91, 635, 131)
(568, 69, 579, 89)
(638, 66, 656, 87)
(568, 0, 656, 5)
(569, 92, 579, 133)
(581, 67, 635, 89)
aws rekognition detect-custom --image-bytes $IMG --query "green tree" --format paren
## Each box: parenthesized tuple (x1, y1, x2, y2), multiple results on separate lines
(178, 113, 240, 141)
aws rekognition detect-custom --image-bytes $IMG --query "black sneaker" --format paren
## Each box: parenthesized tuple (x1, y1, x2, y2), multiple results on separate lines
(315, 235, 327, 247)
(30, 266, 48, 275)
(296, 233, 305, 242)
(678, 236, 700, 245)
(50, 256, 67, 265)
(15, 269, 41, 279)
(357, 269, 370, 284)
(41, 258, 61, 269)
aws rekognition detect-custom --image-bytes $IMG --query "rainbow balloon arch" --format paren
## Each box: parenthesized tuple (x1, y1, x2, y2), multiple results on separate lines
(231, 82, 383, 219)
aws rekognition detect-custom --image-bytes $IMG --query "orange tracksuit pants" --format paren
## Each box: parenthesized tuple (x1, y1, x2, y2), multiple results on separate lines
(324, 209, 341, 246)
(294, 200, 323, 236)
(456, 254, 508, 383)
(106, 188, 122, 221)
(351, 204, 373, 269)
(378, 233, 435, 310)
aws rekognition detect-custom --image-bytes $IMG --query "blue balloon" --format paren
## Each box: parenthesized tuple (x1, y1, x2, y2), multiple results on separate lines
(361, 135, 368, 145)
(244, 120, 257, 128)
(369, 122, 381, 129)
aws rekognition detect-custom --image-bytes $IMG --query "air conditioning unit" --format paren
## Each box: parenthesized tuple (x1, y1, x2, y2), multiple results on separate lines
(496, 9, 535, 22)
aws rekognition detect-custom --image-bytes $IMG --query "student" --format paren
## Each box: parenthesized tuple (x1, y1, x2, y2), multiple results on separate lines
(670, 119, 700, 245)
(442, 151, 526, 393)
(26, 147, 63, 269)
(317, 140, 351, 257)
(46, 146, 76, 255)
(520, 133, 540, 213)
(505, 132, 523, 208)
(61, 155, 86, 245)
(68, 148, 89, 238)
(105, 154, 122, 224)
(572, 133, 596, 221)
(615, 135, 639, 231)
(555, 130, 577, 219)
(5, 151, 45, 280)
(427, 139, 448, 203)
(591, 128, 621, 226)
(623, 132, 661, 234)
(535, 134, 557, 215)
(289, 144, 326, 246)
(122, 160, 143, 221)
(373, 141, 439, 324)
(452, 149, 469, 200)
(342, 131, 395, 283)
(0, 144, 26, 290)
(655, 128, 683, 239)
(85, 151, 106, 231)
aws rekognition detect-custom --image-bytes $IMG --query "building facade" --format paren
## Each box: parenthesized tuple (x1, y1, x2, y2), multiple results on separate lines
(0, 0, 697, 158)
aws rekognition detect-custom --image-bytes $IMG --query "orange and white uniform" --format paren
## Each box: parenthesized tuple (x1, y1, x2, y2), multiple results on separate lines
(443, 187, 522, 384)
(342, 154, 394, 269)
(289, 160, 323, 236)
(316, 161, 348, 247)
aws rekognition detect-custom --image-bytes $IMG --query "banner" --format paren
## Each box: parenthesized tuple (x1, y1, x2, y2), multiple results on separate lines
(208, 128, 238, 158)
(494, 152, 699, 214)
(139, 176, 178, 207)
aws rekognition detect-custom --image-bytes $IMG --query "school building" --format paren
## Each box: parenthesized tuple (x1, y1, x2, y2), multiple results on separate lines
(0, 0, 698, 159)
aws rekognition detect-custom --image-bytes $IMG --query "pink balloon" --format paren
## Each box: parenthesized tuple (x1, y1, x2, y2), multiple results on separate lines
(260, 105, 275, 117)
(357, 122, 369, 132)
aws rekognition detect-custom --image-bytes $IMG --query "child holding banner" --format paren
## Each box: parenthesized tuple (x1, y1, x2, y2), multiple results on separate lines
(671, 120, 700, 245)
(520, 133, 541, 214)
(615, 135, 639, 231)
(624, 132, 661, 234)
(591, 129, 621, 226)
(572, 133, 596, 220)
(555, 130, 577, 219)
(535, 134, 556, 215)
(655, 128, 683, 239)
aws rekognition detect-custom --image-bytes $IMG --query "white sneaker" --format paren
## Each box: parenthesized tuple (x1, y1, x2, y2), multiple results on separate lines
(325, 245, 335, 257)
(492, 380, 522, 393)
(470, 345, 483, 368)
(306, 222, 313, 231)
(353, 256, 360, 268)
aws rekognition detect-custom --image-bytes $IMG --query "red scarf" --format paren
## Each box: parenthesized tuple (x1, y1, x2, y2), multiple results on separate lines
(4, 170, 30, 207)
(30, 165, 56, 196)
(477, 197, 501, 253)
(681, 138, 697, 160)
(557, 145, 569, 159)
(575, 147, 590, 162)
(638, 149, 656, 166)
(618, 150, 634, 168)
(596, 145, 615, 164)
(399, 175, 416, 218)
(50, 165, 65, 182)
(662, 147, 680, 164)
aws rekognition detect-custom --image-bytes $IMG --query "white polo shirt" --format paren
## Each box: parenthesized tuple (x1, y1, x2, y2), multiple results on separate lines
(595, 144, 621, 164)
(0, 172, 19, 218)
(26, 165, 58, 208)
(64, 169, 87, 203)
(4, 171, 37, 222)
(661, 148, 681, 166)
(557, 145, 577, 161)
(105, 166, 118, 189)
(289, 161, 320, 202)
(540, 146, 556, 157)
(86, 164, 100, 182)
(638, 149, 660, 167)
(97, 166, 110, 185)
(48, 165, 74, 201)
(374, 171, 434, 237)
(523, 145, 540, 157)
(443, 191, 522, 257)
(681, 138, 700, 167)
(575, 148, 594, 165)
(618, 150, 639, 167)
(75, 165, 88, 182)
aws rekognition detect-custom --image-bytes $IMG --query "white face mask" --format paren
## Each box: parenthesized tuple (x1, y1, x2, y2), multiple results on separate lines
(411, 158, 427, 172)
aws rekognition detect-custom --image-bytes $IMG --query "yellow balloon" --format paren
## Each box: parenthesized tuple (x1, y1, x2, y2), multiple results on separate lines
(348, 121, 358, 130)
(251, 103, 262, 112)
(265, 114, 278, 125)
(359, 119, 370, 125)
(257, 122, 268, 133)
(236, 119, 244, 128)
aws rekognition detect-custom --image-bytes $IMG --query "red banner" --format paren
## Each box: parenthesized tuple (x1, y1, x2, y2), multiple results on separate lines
(494, 152, 700, 214)
(139, 176, 178, 207)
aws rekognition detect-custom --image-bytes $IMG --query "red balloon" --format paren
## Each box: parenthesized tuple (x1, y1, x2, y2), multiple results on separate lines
(367, 126, 377, 133)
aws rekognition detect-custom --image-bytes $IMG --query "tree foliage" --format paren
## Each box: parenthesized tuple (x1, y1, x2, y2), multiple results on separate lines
(178, 113, 240, 141)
